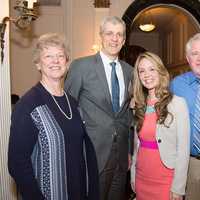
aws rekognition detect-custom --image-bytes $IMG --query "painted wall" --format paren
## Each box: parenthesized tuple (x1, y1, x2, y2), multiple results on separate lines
(11, 0, 198, 96)
(10, 0, 133, 96)
(10, 0, 69, 96)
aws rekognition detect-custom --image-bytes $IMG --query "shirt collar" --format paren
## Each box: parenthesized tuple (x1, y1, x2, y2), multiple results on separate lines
(187, 71, 200, 85)
(100, 51, 119, 66)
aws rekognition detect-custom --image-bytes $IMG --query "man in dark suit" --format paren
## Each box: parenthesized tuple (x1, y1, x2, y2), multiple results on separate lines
(65, 16, 133, 200)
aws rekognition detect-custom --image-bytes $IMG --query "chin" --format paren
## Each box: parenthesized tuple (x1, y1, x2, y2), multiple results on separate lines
(145, 86, 155, 90)
(110, 52, 119, 57)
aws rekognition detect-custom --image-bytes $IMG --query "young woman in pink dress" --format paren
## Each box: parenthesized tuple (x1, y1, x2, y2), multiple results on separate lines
(130, 52, 190, 200)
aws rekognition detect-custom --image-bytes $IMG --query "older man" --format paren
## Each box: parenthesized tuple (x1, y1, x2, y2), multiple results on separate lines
(171, 33, 200, 200)
(65, 16, 133, 200)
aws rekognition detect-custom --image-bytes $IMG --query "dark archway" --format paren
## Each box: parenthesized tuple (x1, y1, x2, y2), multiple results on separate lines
(123, 45, 146, 67)
(120, 0, 200, 61)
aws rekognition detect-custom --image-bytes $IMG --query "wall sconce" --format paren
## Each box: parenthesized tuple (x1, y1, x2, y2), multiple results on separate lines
(0, 0, 39, 63)
(91, 44, 100, 53)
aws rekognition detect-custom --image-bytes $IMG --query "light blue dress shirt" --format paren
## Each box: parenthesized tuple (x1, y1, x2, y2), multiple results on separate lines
(170, 71, 199, 155)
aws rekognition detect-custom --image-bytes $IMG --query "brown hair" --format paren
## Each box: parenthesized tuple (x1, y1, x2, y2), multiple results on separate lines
(133, 51, 173, 132)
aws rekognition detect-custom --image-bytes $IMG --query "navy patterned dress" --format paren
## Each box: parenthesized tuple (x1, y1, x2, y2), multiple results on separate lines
(8, 83, 99, 200)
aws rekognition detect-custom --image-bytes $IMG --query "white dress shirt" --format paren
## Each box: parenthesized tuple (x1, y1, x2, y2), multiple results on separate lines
(100, 51, 125, 106)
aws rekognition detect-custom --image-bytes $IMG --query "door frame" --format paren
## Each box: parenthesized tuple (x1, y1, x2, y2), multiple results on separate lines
(121, 0, 200, 58)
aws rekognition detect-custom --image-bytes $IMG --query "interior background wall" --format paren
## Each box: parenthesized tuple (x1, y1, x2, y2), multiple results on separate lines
(10, 0, 133, 96)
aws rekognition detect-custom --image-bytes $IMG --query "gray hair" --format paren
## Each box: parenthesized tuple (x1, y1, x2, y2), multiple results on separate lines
(33, 33, 70, 64)
(99, 16, 126, 38)
(185, 33, 200, 55)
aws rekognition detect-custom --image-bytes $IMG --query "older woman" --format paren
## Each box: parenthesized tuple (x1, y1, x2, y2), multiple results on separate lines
(8, 33, 99, 200)
(130, 52, 190, 200)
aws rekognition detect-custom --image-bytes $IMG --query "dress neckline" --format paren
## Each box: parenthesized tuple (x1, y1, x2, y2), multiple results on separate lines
(147, 99, 158, 106)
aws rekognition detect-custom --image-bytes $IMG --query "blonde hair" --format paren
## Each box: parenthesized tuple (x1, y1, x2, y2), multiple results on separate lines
(133, 51, 173, 131)
(33, 33, 70, 64)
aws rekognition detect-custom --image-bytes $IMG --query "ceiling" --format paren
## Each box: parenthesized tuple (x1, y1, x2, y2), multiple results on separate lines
(132, 6, 191, 32)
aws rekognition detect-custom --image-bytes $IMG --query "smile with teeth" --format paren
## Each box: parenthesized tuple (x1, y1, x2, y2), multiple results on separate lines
(110, 43, 118, 47)
(50, 66, 61, 70)
(144, 79, 154, 83)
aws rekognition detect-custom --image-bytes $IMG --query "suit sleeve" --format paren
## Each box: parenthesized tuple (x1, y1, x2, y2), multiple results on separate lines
(128, 110, 134, 156)
(65, 60, 83, 101)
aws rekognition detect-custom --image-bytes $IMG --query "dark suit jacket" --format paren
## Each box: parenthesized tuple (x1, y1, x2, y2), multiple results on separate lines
(65, 52, 133, 172)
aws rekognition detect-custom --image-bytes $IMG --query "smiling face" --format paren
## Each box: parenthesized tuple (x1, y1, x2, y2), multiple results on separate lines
(138, 57, 160, 96)
(37, 46, 68, 83)
(186, 40, 200, 78)
(100, 22, 125, 60)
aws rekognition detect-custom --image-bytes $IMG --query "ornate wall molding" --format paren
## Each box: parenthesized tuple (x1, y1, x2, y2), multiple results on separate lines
(94, 0, 110, 8)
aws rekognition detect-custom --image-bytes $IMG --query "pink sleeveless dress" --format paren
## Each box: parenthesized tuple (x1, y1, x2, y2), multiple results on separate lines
(135, 100, 174, 200)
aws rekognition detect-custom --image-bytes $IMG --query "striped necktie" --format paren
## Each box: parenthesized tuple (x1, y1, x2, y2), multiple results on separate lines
(193, 86, 200, 153)
(110, 62, 120, 113)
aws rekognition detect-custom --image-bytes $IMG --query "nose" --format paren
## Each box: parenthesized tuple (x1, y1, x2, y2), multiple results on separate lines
(53, 55, 59, 63)
(197, 53, 200, 60)
(143, 71, 150, 77)
(111, 34, 118, 41)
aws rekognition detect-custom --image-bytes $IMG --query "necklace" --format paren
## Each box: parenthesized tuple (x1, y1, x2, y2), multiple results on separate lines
(51, 91, 72, 120)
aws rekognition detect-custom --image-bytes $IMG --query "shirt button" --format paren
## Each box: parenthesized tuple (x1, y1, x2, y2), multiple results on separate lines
(158, 139, 162, 143)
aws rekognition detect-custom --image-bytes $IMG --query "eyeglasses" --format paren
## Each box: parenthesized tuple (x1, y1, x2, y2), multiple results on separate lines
(103, 31, 124, 39)
(190, 51, 200, 57)
(43, 54, 69, 62)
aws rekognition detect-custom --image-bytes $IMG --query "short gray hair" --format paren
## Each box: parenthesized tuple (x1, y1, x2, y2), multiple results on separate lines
(33, 33, 70, 64)
(185, 33, 200, 55)
(99, 16, 126, 38)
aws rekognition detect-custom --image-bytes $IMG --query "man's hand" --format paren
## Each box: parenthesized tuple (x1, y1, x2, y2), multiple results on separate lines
(170, 192, 183, 200)
(128, 153, 132, 170)
(130, 181, 135, 192)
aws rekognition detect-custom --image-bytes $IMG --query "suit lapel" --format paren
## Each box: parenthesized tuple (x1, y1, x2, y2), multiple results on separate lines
(118, 61, 131, 113)
(94, 53, 114, 114)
